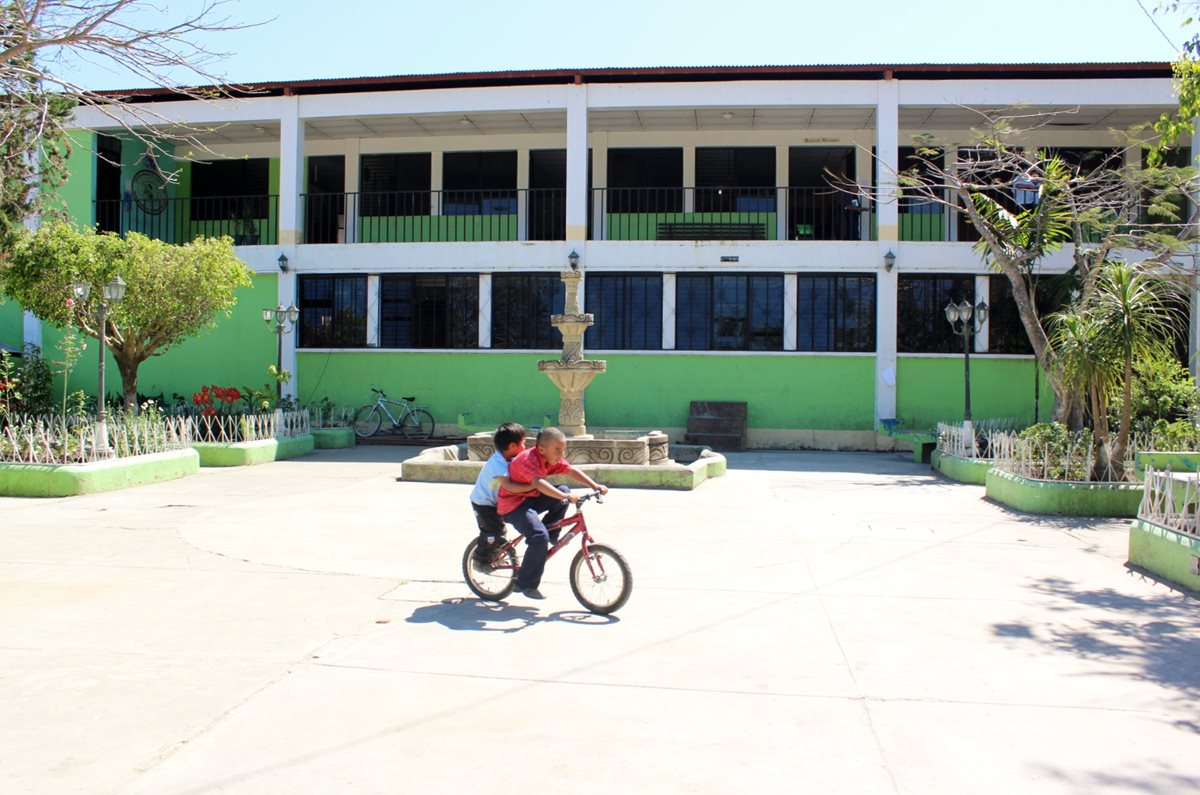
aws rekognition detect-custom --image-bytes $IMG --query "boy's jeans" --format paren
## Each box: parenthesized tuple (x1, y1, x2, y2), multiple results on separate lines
(504, 486, 570, 590)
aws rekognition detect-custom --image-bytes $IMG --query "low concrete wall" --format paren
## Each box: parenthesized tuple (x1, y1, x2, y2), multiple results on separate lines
(312, 428, 355, 449)
(1128, 519, 1200, 593)
(400, 444, 726, 490)
(0, 449, 200, 497)
(1135, 451, 1200, 477)
(985, 468, 1143, 517)
(194, 434, 315, 467)
(931, 450, 992, 485)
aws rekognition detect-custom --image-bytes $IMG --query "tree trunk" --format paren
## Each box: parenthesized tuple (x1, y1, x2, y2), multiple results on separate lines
(114, 353, 141, 413)
(1111, 354, 1135, 481)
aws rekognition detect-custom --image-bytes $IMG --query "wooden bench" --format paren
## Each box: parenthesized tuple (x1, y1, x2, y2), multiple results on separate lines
(658, 222, 765, 241)
(684, 401, 747, 451)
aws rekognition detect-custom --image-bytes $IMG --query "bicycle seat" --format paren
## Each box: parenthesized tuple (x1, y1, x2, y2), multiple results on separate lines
(402, 396, 416, 402)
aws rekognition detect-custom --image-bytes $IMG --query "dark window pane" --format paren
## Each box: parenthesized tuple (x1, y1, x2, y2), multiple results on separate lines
(380, 274, 478, 349)
(360, 153, 431, 216)
(676, 274, 782, 351)
(491, 274, 565, 349)
(299, 275, 367, 348)
(897, 275, 975, 353)
(797, 274, 876, 352)
(585, 274, 663, 350)
(190, 159, 269, 221)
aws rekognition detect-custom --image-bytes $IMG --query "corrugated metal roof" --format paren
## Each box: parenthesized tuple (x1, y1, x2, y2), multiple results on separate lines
(101, 62, 1176, 101)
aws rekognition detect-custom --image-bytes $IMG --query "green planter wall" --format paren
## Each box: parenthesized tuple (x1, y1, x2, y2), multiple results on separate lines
(985, 468, 1143, 517)
(931, 450, 992, 484)
(0, 449, 199, 497)
(1128, 519, 1200, 593)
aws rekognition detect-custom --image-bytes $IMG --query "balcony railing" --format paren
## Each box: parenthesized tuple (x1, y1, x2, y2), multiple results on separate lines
(301, 189, 566, 243)
(93, 195, 279, 246)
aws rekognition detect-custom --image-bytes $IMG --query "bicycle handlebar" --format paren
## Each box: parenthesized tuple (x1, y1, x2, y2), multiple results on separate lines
(563, 489, 605, 506)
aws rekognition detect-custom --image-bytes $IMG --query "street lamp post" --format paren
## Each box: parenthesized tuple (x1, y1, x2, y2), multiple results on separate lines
(944, 298, 989, 424)
(262, 304, 300, 400)
(73, 275, 127, 454)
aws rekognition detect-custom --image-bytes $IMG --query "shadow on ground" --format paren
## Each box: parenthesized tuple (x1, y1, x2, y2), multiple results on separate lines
(406, 598, 618, 633)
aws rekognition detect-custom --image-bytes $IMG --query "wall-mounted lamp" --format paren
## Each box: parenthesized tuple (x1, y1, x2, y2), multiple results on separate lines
(568, 250, 580, 270)
(883, 250, 896, 272)
(277, 253, 289, 273)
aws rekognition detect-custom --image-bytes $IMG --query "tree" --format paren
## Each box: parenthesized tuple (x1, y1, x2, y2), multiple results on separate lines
(0, 1, 260, 245)
(1048, 262, 1186, 480)
(1, 222, 252, 409)
(842, 109, 1198, 427)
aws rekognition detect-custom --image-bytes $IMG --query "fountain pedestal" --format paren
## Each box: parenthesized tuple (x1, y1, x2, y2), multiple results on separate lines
(539, 266, 605, 436)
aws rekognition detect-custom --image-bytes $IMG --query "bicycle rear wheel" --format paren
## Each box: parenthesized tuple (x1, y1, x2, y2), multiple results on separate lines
(569, 543, 632, 615)
(462, 538, 518, 601)
(354, 405, 382, 438)
(401, 408, 435, 440)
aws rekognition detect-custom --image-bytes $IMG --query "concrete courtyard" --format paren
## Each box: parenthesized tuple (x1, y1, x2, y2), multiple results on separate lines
(2, 446, 1198, 794)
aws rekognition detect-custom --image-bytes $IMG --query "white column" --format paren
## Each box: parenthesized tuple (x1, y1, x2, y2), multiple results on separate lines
(591, 133, 608, 240)
(366, 273, 380, 348)
(945, 146, 960, 242)
(975, 275, 990, 353)
(874, 78, 900, 425)
(516, 148, 530, 242)
(855, 143, 873, 241)
(775, 145, 789, 241)
(278, 271, 298, 400)
(783, 273, 798, 351)
(22, 311, 41, 351)
(682, 146, 696, 213)
(566, 84, 589, 243)
(662, 273, 676, 350)
(278, 97, 304, 246)
(344, 139, 361, 244)
(430, 151, 443, 215)
(478, 273, 492, 348)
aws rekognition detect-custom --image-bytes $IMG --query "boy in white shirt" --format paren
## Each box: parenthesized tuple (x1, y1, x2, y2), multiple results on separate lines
(469, 422, 532, 562)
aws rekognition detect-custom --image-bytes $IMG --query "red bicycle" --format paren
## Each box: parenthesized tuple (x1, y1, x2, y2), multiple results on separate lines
(461, 490, 633, 615)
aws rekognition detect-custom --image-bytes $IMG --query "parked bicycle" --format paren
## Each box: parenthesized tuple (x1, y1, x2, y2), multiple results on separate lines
(461, 490, 632, 614)
(353, 387, 435, 440)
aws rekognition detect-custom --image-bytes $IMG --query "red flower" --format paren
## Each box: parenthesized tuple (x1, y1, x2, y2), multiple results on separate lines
(201, 406, 217, 417)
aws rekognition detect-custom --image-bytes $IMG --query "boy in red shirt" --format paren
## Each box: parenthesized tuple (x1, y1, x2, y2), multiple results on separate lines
(497, 426, 607, 599)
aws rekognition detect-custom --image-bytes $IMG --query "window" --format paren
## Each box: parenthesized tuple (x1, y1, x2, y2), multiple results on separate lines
(190, 159, 270, 221)
(299, 275, 367, 348)
(988, 276, 1033, 355)
(360, 153, 431, 216)
(443, 151, 517, 215)
(676, 274, 783, 351)
(695, 148, 775, 213)
(897, 275, 975, 353)
(607, 148, 683, 213)
(585, 274, 663, 350)
(528, 150, 566, 241)
(797, 274, 876, 352)
(491, 273, 565, 349)
(380, 275, 478, 349)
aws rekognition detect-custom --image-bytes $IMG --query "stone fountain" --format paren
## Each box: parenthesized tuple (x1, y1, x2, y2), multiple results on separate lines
(537, 262, 605, 438)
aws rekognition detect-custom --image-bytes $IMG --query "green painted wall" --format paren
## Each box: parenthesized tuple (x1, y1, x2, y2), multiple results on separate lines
(294, 351, 877, 431)
(38, 274, 277, 403)
(47, 131, 96, 228)
(0, 296, 23, 351)
(897, 356, 1052, 429)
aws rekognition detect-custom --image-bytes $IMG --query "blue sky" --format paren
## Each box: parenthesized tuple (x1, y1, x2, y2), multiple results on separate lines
(66, 0, 1191, 90)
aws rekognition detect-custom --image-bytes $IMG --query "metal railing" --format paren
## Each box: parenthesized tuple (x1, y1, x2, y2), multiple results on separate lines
(936, 418, 1023, 459)
(190, 409, 310, 443)
(989, 429, 1138, 482)
(93, 195, 279, 245)
(301, 189, 565, 243)
(0, 413, 192, 464)
(1139, 468, 1200, 538)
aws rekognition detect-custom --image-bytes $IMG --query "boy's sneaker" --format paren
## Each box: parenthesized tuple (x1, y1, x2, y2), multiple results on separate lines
(472, 544, 494, 565)
(519, 587, 546, 600)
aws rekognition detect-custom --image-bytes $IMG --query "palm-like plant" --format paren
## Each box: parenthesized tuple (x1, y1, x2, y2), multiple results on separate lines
(1090, 261, 1187, 477)
(1048, 261, 1186, 480)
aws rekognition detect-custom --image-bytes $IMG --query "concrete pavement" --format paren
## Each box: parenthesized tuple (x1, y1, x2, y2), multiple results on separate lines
(2, 447, 1198, 794)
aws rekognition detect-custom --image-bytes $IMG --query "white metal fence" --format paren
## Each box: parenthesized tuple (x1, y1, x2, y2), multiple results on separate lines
(936, 418, 1022, 459)
(191, 409, 310, 443)
(1139, 468, 1200, 538)
(989, 429, 1138, 482)
(309, 405, 353, 428)
(0, 414, 193, 464)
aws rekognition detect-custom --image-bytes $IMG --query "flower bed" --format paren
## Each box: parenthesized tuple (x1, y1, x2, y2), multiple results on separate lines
(1130, 468, 1200, 591)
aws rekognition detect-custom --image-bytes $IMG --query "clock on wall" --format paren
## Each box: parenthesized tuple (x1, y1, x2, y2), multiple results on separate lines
(130, 168, 167, 215)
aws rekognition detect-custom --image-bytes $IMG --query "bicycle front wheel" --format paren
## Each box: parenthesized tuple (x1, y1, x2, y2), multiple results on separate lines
(401, 408, 435, 440)
(462, 538, 518, 601)
(353, 405, 382, 438)
(569, 543, 632, 615)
